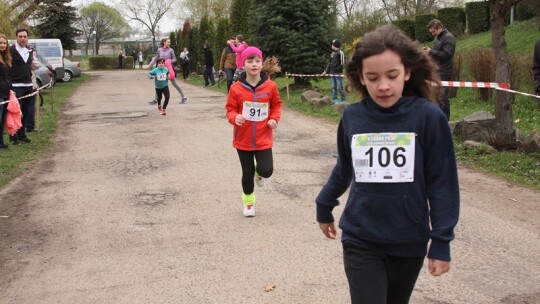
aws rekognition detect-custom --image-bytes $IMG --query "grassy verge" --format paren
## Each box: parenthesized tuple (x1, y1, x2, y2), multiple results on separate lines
(0, 74, 88, 187)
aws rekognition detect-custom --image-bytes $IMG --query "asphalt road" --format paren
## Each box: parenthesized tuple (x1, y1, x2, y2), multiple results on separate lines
(1, 70, 539, 303)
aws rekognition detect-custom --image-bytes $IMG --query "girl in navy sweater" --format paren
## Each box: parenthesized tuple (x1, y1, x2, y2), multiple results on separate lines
(316, 25, 460, 304)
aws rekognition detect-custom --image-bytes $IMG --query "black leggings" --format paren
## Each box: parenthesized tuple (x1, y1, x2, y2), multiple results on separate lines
(343, 240, 424, 304)
(236, 148, 273, 195)
(156, 86, 170, 109)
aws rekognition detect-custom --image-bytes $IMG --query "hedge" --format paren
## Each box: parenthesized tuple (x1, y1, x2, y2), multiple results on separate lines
(415, 14, 437, 43)
(465, 1, 490, 34)
(89, 56, 135, 70)
(438, 7, 466, 37)
(393, 19, 416, 40)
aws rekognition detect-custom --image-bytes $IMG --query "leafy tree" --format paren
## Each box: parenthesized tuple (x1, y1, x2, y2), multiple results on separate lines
(187, 26, 201, 73)
(119, 0, 177, 49)
(178, 0, 229, 22)
(215, 17, 231, 52)
(251, 0, 334, 85)
(230, 0, 252, 37)
(79, 2, 130, 55)
(199, 14, 214, 46)
(0, 2, 15, 36)
(34, 0, 81, 51)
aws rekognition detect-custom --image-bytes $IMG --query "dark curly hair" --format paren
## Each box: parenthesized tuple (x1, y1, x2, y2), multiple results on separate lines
(346, 25, 442, 105)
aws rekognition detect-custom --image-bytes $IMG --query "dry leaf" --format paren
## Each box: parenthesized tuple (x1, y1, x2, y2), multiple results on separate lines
(265, 283, 276, 292)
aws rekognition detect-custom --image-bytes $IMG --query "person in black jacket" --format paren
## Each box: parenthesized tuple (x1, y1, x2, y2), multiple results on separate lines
(533, 39, 540, 95)
(322, 39, 346, 104)
(316, 25, 459, 304)
(9, 28, 37, 144)
(0, 34, 12, 149)
(423, 19, 456, 121)
(203, 42, 216, 87)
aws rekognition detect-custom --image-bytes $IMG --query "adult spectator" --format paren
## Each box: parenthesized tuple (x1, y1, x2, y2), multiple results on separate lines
(179, 47, 192, 80)
(203, 42, 216, 87)
(0, 33, 12, 149)
(9, 28, 38, 144)
(218, 40, 236, 92)
(131, 50, 137, 69)
(423, 19, 456, 121)
(138, 51, 145, 69)
(533, 39, 540, 95)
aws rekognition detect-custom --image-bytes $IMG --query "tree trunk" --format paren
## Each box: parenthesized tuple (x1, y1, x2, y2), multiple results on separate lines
(490, 0, 516, 148)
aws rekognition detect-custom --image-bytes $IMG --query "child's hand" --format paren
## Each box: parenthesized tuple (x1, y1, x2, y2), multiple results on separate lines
(267, 119, 278, 129)
(235, 114, 245, 126)
(319, 222, 336, 240)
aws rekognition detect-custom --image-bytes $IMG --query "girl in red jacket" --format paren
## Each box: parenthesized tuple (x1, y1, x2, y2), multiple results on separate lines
(225, 47, 282, 217)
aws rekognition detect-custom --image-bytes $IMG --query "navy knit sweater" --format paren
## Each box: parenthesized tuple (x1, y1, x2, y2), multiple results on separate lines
(316, 96, 460, 261)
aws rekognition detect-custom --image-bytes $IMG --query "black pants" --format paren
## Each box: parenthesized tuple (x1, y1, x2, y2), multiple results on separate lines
(0, 100, 7, 145)
(236, 148, 273, 195)
(12, 86, 35, 140)
(156, 86, 170, 109)
(439, 75, 451, 121)
(203, 66, 215, 86)
(182, 64, 190, 79)
(343, 240, 424, 304)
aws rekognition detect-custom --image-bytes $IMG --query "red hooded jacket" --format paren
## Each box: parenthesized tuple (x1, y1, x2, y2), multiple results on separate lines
(226, 75, 282, 151)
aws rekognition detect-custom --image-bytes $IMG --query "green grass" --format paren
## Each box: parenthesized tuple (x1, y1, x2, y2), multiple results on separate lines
(0, 74, 88, 187)
(456, 18, 540, 55)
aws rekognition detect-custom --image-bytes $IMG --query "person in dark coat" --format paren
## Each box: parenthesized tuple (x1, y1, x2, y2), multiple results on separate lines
(203, 42, 216, 87)
(423, 19, 456, 121)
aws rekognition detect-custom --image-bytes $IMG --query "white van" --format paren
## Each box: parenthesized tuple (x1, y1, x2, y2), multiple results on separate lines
(10, 38, 66, 81)
(28, 39, 65, 81)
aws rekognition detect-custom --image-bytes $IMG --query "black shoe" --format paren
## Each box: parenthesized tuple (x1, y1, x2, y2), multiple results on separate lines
(27, 129, 35, 133)
(19, 137, 32, 143)
(10, 139, 19, 145)
(0, 143, 8, 150)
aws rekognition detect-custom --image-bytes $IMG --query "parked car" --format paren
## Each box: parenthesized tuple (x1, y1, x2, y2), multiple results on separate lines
(35, 54, 56, 87)
(34, 56, 55, 89)
(62, 58, 82, 82)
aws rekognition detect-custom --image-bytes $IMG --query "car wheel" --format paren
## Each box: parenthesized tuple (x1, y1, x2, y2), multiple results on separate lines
(63, 70, 73, 82)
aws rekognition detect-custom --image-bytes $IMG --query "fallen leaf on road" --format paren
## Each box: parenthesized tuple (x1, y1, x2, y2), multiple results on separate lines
(265, 283, 276, 292)
(509, 198, 518, 202)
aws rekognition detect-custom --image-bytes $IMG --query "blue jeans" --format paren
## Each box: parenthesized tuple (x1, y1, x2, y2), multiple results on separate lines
(331, 76, 346, 103)
(224, 68, 235, 91)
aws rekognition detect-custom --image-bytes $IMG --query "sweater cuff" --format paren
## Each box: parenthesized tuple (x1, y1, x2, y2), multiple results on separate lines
(316, 204, 335, 223)
(427, 239, 451, 261)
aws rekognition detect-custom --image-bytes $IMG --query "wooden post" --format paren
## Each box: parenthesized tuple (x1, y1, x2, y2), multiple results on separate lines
(286, 72, 290, 102)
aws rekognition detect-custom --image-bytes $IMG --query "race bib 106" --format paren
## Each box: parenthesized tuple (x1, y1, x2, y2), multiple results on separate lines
(351, 133, 415, 183)
(242, 101, 269, 122)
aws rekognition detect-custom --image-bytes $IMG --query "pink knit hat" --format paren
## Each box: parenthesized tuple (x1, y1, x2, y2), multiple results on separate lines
(241, 46, 263, 65)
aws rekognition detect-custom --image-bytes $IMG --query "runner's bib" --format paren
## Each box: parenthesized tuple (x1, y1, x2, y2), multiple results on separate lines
(156, 73, 167, 81)
(242, 101, 269, 121)
(351, 133, 415, 183)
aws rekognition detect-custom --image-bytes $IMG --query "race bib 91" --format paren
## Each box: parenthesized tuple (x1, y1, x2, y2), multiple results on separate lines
(351, 133, 415, 183)
(242, 101, 269, 122)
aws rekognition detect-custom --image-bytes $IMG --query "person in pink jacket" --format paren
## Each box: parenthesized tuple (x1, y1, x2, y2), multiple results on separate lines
(227, 34, 248, 82)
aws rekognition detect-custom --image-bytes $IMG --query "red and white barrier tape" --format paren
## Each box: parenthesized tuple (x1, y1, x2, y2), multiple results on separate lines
(286, 73, 343, 77)
(0, 80, 52, 106)
(439, 80, 510, 89)
(286, 73, 540, 99)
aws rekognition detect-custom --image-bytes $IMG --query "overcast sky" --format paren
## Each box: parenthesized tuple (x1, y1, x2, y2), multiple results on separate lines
(71, 0, 178, 34)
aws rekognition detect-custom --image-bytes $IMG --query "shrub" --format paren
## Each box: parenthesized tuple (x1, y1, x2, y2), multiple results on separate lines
(415, 14, 437, 43)
(468, 49, 495, 101)
(89, 56, 134, 70)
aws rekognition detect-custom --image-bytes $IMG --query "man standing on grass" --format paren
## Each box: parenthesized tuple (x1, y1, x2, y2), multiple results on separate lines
(9, 28, 38, 145)
(423, 19, 456, 121)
